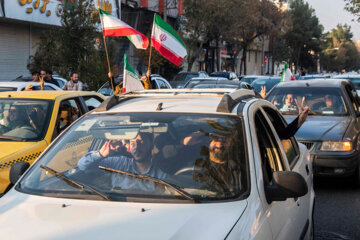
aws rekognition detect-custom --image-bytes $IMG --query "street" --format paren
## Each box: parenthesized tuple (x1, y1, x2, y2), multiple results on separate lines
(314, 177, 360, 240)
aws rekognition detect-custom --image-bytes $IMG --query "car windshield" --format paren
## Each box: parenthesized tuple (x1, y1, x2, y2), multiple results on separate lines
(266, 87, 348, 116)
(17, 113, 248, 202)
(251, 78, 280, 93)
(0, 99, 53, 141)
(193, 84, 238, 89)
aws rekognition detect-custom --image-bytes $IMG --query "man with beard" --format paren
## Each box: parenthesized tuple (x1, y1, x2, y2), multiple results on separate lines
(184, 133, 240, 197)
(78, 132, 166, 191)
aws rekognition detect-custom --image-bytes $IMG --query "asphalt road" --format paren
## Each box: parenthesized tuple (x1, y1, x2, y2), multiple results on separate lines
(314, 177, 360, 240)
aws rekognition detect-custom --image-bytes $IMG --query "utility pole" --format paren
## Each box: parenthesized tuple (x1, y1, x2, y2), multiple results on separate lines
(164, 0, 167, 22)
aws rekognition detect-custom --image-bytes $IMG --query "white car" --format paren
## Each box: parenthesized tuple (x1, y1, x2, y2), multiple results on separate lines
(0, 81, 61, 91)
(3, 89, 314, 240)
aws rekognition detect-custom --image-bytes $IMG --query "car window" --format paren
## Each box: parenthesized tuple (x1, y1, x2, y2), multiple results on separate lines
(345, 84, 359, 112)
(18, 113, 248, 202)
(0, 99, 53, 141)
(263, 107, 299, 167)
(55, 79, 65, 88)
(156, 79, 169, 89)
(83, 96, 103, 111)
(98, 82, 113, 96)
(254, 110, 284, 185)
(266, 87, 348, 116)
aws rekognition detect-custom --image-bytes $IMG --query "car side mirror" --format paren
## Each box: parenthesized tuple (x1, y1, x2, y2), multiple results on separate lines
(265, 171, 308, 203)
(10, 161, 30, 185)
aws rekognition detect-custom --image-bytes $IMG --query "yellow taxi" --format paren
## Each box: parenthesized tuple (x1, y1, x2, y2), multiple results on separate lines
(0, 91, 105, 195)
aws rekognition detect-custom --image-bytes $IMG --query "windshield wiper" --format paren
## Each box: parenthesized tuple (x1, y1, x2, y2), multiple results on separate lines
(99, 166, 195, 202)
(0, 135, 25, 141)
(40, 165, 110, 201)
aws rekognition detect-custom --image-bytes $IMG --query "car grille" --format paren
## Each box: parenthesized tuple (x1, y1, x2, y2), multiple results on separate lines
(298, 141, 314, 150)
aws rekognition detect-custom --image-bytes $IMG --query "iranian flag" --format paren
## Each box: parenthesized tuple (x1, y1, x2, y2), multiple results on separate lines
(151, 14, 187, 66)
(280, 62, 295, 81)
(99, 9, 149, 50)
(122, 54, 144, 93)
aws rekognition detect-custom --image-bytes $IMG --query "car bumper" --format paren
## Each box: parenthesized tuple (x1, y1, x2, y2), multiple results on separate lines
(312, 150, 360, 177)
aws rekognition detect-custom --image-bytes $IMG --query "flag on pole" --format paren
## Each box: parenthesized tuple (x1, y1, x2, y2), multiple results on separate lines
(280, 62, 295, 82)
(99, 9, 149, 50)
(123, 54, 144, 93)
(151, 14, 187, 66)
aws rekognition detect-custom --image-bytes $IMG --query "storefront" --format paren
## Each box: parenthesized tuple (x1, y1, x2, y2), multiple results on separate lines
(0, 0, 119, 81)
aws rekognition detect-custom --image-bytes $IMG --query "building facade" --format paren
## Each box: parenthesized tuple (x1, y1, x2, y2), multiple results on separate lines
(0, 0, 183, 81)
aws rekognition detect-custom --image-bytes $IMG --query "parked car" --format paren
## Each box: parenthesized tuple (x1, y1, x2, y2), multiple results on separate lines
(251, 77, 281, 95)
(98, 74, 172, 96)
(183, 77, 229, 88)
(209, 71, 239, 81)
(4, 88, 313, 239)
(333, 74, 360, 90)
(172, 71, 209, 88)
(0, 91, 105, 195)
(13, 75, 67, 89)
(0, 81, 61, 91)
(266, 79, 360, 183)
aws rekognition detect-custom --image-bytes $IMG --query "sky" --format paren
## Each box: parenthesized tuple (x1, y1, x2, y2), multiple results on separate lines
(305, 0, 360, 42)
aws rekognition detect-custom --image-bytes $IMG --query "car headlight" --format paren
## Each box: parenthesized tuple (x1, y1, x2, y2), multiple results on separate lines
(320, 141, 352, 152)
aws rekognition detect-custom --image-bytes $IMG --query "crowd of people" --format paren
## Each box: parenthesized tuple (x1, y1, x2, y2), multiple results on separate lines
(27, 69, 83, 91)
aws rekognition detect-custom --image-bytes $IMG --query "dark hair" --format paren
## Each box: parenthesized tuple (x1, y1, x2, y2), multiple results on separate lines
(31, 71, 39, 76)
(46, 70, 53, 75)
(70, 72, 77, 77)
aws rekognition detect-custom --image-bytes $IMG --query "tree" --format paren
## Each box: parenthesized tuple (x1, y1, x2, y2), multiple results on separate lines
(320, 24, 360, 72)
(284, 0, 323, 72)
(344, 0, 360, 22)
(28, 0, 114, 90)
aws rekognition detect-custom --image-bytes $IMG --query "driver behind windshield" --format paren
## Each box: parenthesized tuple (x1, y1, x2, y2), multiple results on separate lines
(0, 105, 29, 134)
(78, 132, 167, 191)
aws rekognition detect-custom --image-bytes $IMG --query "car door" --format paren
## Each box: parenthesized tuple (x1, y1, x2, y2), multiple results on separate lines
(262, 105, 313, 237)
(251, 107, 305, 240)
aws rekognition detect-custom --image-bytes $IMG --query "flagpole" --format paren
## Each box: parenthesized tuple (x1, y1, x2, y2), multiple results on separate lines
(147, 14, 155, 77)
(99, 8, 115, 93)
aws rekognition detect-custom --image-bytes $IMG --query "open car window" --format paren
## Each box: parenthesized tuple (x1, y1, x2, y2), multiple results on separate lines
(18, 113, 248, 202)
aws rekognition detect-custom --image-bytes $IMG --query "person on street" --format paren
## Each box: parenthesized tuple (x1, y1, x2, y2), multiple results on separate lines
(31, 71, 40, 82)
(45, 70, 60, 87)
(63, 72, 83, 91)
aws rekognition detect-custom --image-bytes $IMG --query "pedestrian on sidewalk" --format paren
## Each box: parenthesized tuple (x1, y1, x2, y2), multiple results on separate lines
(63, 72, 83, 91)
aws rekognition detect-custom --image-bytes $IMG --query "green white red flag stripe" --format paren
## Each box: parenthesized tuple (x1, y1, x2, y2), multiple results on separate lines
(123, 54, 144, 93)
(99, 9, 149, 49)
(151, 14, 187, 66)
(280, 62, 295, 81)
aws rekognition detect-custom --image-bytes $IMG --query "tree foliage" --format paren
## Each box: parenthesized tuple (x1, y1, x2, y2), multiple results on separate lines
(344, 0, 360, 22)
(320, 24, 360, 72)
(284, 0, 323, 72)
(182, 0, 284, 74)
(28, 0, 115, 90)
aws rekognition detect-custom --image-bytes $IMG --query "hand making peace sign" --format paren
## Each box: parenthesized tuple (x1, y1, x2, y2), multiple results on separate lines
(294, 96, 310, 128)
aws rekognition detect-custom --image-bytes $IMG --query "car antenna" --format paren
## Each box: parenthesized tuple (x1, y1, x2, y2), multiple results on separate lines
(156, 102, 163, 111)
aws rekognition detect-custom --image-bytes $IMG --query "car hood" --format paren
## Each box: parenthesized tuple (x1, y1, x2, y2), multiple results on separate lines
(0, 140, 47, 162)
(0, 191, 247, 240)
(283, 115, 351, 141)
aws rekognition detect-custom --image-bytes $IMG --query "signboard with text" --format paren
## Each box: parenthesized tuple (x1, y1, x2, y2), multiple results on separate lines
(2, 0, 118, 26)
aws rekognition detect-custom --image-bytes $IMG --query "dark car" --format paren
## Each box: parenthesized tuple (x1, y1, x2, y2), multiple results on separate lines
(333, 74, 360, 90)
(251, 77, 281, 95)
(298, 74, 332, 80)
(240, 75, 265, 84)
(209, 71, 239, 81)
(185, 79, 251, 89)
(183, 77, 229, 88)
(266, 79, 360, 183)
(172, 71, 208, 88)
